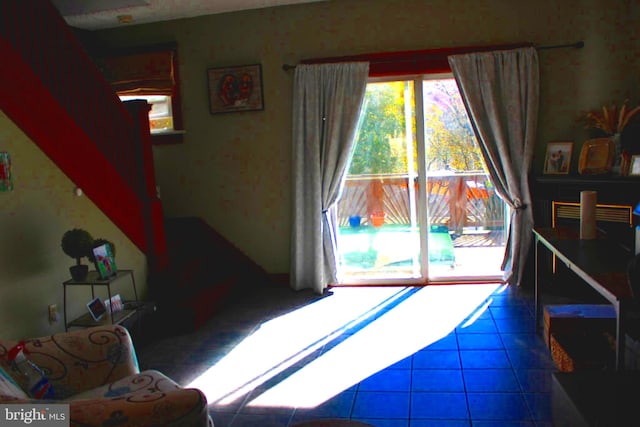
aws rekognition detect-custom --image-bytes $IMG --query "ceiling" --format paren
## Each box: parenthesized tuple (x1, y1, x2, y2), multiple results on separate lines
(51, 0, 327, 30)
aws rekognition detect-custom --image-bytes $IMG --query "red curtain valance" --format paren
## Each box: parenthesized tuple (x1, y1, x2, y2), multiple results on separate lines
(301, 43, 531, 77)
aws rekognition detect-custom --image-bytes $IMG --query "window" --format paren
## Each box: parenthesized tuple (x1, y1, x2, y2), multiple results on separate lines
(119, 95, 173, 134)
(99, 43, 183, 143)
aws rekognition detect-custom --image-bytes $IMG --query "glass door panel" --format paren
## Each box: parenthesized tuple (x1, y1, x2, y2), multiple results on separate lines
(337, 80, 422, 282)
(422, 77, 506, 281)
(336, 76, 507, 284)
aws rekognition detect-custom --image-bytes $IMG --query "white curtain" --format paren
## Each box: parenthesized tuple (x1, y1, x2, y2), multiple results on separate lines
(448, 47, 539, 286)
(290, 62, 369, 293)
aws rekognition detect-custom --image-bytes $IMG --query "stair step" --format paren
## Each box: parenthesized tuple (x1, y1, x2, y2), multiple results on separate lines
(157, 216, 269, 332)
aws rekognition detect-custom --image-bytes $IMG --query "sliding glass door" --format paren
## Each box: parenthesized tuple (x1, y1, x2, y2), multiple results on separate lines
(336, 75, 507, 284)
(336, 80, 422, 281)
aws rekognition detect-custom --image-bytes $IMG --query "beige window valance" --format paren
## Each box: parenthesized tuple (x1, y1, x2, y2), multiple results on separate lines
(100, 50, 175, 96)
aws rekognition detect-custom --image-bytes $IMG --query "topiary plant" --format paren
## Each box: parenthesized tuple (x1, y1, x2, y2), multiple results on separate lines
(61, 228, 94, 280)
(61, 228, 94, 264)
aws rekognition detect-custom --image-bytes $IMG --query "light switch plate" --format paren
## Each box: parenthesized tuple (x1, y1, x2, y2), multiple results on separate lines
(48, 304, 58, 323)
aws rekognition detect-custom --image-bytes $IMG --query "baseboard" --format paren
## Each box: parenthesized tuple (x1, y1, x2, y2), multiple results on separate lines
(267, 273, 290, 288)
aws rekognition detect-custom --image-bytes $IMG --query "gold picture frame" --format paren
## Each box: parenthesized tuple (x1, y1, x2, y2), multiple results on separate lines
(544, 141, 573, 174)
(578, 138, 615, 175)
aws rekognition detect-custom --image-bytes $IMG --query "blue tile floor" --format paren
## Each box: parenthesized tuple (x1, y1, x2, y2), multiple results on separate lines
(136, 282, 557, 427)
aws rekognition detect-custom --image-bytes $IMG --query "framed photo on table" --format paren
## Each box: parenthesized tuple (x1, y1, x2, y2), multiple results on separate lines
(207, 64, 264, 114)
(544, 141, 573, 174)
(630, 155, 640, 176)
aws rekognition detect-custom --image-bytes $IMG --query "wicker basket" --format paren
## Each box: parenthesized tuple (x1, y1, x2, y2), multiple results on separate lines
(550, 332, 615, 372)
(543, 304, 615, 349)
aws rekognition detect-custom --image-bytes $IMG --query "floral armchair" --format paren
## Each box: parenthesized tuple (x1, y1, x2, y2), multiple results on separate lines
(0, 324, 213, 426)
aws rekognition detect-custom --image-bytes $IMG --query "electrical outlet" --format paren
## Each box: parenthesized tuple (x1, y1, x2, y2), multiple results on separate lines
(48, 304, 58, 323)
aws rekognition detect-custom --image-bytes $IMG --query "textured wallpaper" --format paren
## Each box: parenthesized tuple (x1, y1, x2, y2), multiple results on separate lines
(92, 0, 638, 274)
(0, 112, 147, 340)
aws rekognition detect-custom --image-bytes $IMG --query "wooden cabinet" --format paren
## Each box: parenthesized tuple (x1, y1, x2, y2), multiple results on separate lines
(530, 175, 640, 250)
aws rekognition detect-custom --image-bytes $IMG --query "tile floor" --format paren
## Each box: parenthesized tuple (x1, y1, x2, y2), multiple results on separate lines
(135, 282, 557, 427)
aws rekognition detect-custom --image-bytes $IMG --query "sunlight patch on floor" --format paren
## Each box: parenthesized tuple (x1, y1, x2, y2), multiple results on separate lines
(186, 286, 410, 405)
(247, 283, 500, 408)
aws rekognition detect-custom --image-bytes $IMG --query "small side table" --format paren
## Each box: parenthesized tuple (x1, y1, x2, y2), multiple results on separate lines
(63, 269, 138, 331)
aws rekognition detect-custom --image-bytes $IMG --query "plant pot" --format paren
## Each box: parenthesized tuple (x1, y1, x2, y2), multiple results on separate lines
(348, 215, 362, 228)
(70, 265, 89, 281)
(370, 212, 386, 228)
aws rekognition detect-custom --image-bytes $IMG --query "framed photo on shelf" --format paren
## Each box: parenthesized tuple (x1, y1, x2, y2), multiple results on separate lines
(92, 243, 117, 280)
(630, 155, 640, 176)
(86, 297, 107, 321)
(578, 138, 615, 175)
(543, 141, 573, 174)
(104, 294, 123, 314)
(207, 64, 264, 114)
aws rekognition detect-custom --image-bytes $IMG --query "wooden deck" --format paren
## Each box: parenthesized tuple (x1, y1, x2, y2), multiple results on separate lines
(338, 172, 505, 233)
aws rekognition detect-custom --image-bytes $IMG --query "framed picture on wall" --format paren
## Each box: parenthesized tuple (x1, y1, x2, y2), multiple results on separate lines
(0, 152, 12, 191)
(207, 64, 264, 114)
(543, 141, 573, 174)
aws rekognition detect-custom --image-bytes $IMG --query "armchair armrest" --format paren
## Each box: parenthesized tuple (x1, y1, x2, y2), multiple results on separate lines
(0, 325, 139, 398)
(69, 389, 212, 427)
(0, 390, 213, 427)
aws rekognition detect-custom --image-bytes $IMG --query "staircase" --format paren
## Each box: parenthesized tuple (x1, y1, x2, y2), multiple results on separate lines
(1, 0, 268, 330)
(158, 217, 269, 332)
(0, 0, 167, 271)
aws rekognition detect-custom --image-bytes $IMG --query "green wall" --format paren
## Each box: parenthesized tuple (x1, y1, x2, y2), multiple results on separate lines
(0, 112, 147, 339)
(0, 0, 637, 338)
(93, 0, 638, 275)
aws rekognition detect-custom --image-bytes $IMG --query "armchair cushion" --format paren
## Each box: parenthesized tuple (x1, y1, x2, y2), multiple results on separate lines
(69, 388, 210, 427)
(0, 324, 138, 398)
(0, 325, 213, 427)
(70, 369, 182, 400)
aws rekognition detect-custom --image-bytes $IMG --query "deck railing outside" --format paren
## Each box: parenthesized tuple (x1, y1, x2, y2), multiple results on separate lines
(338, 172, 505, 233)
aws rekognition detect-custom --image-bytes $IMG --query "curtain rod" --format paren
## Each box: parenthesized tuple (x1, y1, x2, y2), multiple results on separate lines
(536, 40, 584, 50)
(282, 41, 584, 71)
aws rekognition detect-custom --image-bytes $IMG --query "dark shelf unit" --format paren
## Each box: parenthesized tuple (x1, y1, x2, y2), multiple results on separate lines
(63, 269, 138, 331)
(529, 175, 640, 285)
(531, 175, 640, 226)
